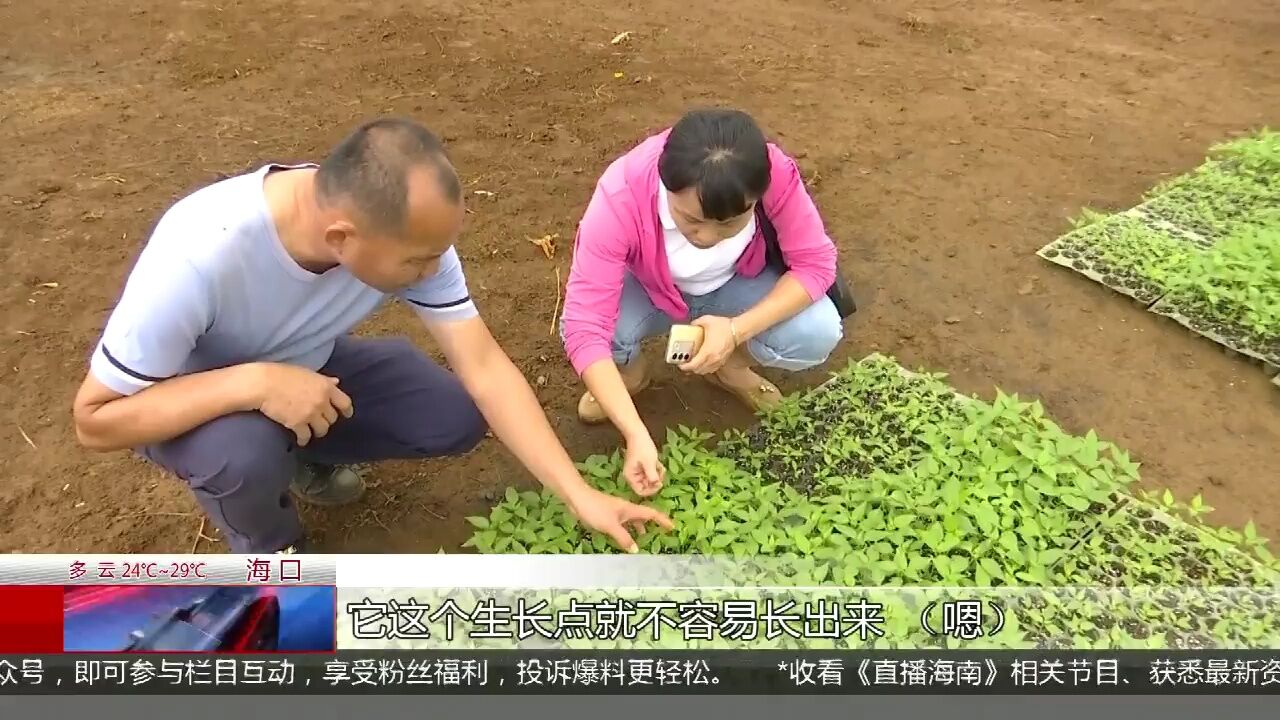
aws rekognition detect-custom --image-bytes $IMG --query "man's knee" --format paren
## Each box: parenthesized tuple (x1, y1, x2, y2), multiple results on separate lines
(397, 364, 488, 457)
(141, 412, 302, 554)
(148, 412, 295, 497)
(748, 299, 844, 371)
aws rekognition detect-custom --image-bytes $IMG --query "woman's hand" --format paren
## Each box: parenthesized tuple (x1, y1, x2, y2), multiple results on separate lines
(679, 315, 738, 375)
(623, 432, 666, 497)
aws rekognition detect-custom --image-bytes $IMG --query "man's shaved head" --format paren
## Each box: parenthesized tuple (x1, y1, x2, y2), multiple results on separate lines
(314, 117, 462, 238)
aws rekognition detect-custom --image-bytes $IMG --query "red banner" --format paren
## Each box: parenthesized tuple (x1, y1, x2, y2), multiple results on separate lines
(0, 585, 63, 652)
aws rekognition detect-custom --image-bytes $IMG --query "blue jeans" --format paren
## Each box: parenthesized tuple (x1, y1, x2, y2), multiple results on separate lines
(610, 268, 843, 371)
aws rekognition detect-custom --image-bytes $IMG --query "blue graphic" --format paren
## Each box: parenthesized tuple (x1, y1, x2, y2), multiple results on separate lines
(63, 585, 335, 652)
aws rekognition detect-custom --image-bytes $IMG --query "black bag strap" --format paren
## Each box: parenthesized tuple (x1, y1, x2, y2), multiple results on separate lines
(753, 199, 858, 319)
(754, 201, 787, 271)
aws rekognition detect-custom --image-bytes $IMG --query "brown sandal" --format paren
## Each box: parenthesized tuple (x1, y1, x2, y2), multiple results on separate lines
(577, 360, 652, 424)
(705, 371, 783, 413)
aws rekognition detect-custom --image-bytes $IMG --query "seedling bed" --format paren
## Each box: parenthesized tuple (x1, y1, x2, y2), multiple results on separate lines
(1037, 129, 1280, 376)
(464, 354, 1278, 648)
(1148, 296, 1280, 367)
(1138, 156, 1280, 247)
(1035, 210, 1190, 305)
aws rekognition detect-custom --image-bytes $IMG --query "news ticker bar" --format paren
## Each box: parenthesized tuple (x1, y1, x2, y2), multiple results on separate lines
(2, 554, 901, 588)
(0, 554, 975, 588)
(2, 555, 337, 586)
(1, 652, 1279, 695)
(5, 554, 767, 587)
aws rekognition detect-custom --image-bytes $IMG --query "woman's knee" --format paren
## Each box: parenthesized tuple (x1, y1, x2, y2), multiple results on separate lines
(747, 300, 844, 371)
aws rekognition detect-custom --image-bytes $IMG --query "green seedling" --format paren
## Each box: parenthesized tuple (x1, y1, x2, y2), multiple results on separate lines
(461, 354, 1279, 650)
(1041, 129, 1280, 363)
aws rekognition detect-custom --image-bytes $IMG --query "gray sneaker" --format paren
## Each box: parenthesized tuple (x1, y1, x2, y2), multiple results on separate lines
(290, 463, 366, 507)
(276, 538, 310, 553)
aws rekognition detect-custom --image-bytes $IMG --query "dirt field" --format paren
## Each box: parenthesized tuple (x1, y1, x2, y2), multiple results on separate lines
(2, 0, 1277, 554)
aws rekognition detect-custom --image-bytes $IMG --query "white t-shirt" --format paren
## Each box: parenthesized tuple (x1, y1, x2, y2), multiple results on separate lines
(89, 163, 478, 397)
(658, 184, 755, 296)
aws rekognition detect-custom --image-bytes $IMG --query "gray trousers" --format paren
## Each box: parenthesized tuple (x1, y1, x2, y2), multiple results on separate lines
(139, 336, 487, 553)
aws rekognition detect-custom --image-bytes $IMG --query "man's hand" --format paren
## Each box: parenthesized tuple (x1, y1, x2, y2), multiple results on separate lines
(623, 433, 666, 497)
(566, 487, 675, 553)
(428, 314, 674, 535)
(251, 363, 354, 446)
(679, 315, 737, 375)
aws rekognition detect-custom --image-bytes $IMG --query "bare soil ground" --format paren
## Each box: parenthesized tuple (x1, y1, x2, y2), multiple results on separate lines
(1, 0, 1277, 554)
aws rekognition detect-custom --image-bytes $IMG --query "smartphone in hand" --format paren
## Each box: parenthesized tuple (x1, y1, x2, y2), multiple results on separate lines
(665, 324, 705, 364)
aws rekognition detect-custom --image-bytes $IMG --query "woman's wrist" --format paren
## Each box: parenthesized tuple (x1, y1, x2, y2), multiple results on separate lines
(730, 313, 760, 345)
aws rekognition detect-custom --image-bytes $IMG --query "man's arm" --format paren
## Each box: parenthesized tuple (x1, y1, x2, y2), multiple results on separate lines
(73, 366, 261, 451)
(426, 314, 600, 505)
(424, 313, 673, 550)
(73, 251, 239, 451)
(400, 245, 672, 549)
(72, 362, 352, 452)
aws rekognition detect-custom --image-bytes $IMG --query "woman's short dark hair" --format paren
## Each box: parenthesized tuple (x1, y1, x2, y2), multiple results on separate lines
(658, 109, 771, 222)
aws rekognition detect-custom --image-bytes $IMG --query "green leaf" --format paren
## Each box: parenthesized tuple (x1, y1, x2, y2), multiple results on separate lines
(942, 478, 962, 507)
(979, 558, 1003, 579)
(1039, 549, 1065, 567)
(921, 524, 944, 551)
(1024, 483, 1042, 505)
(908, 555, 932, 576)
(972, 504, 999, 535)
(466, 516, 491, 529)
(1020, 517, 1042, 538)
(865, 508, 885, 529)
(505, 487, 519, 504)
(1060, 494, 1090, 512)
(1075, 436, 1100, 468)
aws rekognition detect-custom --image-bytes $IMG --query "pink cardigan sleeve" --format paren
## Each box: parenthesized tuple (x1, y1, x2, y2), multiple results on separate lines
(764, 145, 838, 301)
(561, 186, 633, 376)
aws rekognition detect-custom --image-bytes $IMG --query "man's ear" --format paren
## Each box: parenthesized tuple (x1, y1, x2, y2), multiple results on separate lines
(322, 220, 357, 255)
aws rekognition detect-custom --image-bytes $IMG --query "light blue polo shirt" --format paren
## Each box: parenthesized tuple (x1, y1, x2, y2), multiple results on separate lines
(89, 163, 478, 397)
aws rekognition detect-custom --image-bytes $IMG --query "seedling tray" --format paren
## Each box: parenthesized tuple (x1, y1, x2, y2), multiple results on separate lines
(1035, 210, 1181, 305)
(463, 347, 1278, 649)
(1037, 131, 1280, 381)
(732, 353, 1131, 571)
(1100, 496, 1276, 586)
(1039, 212, 1280, 375)
(1147, 297, 1280, 368)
